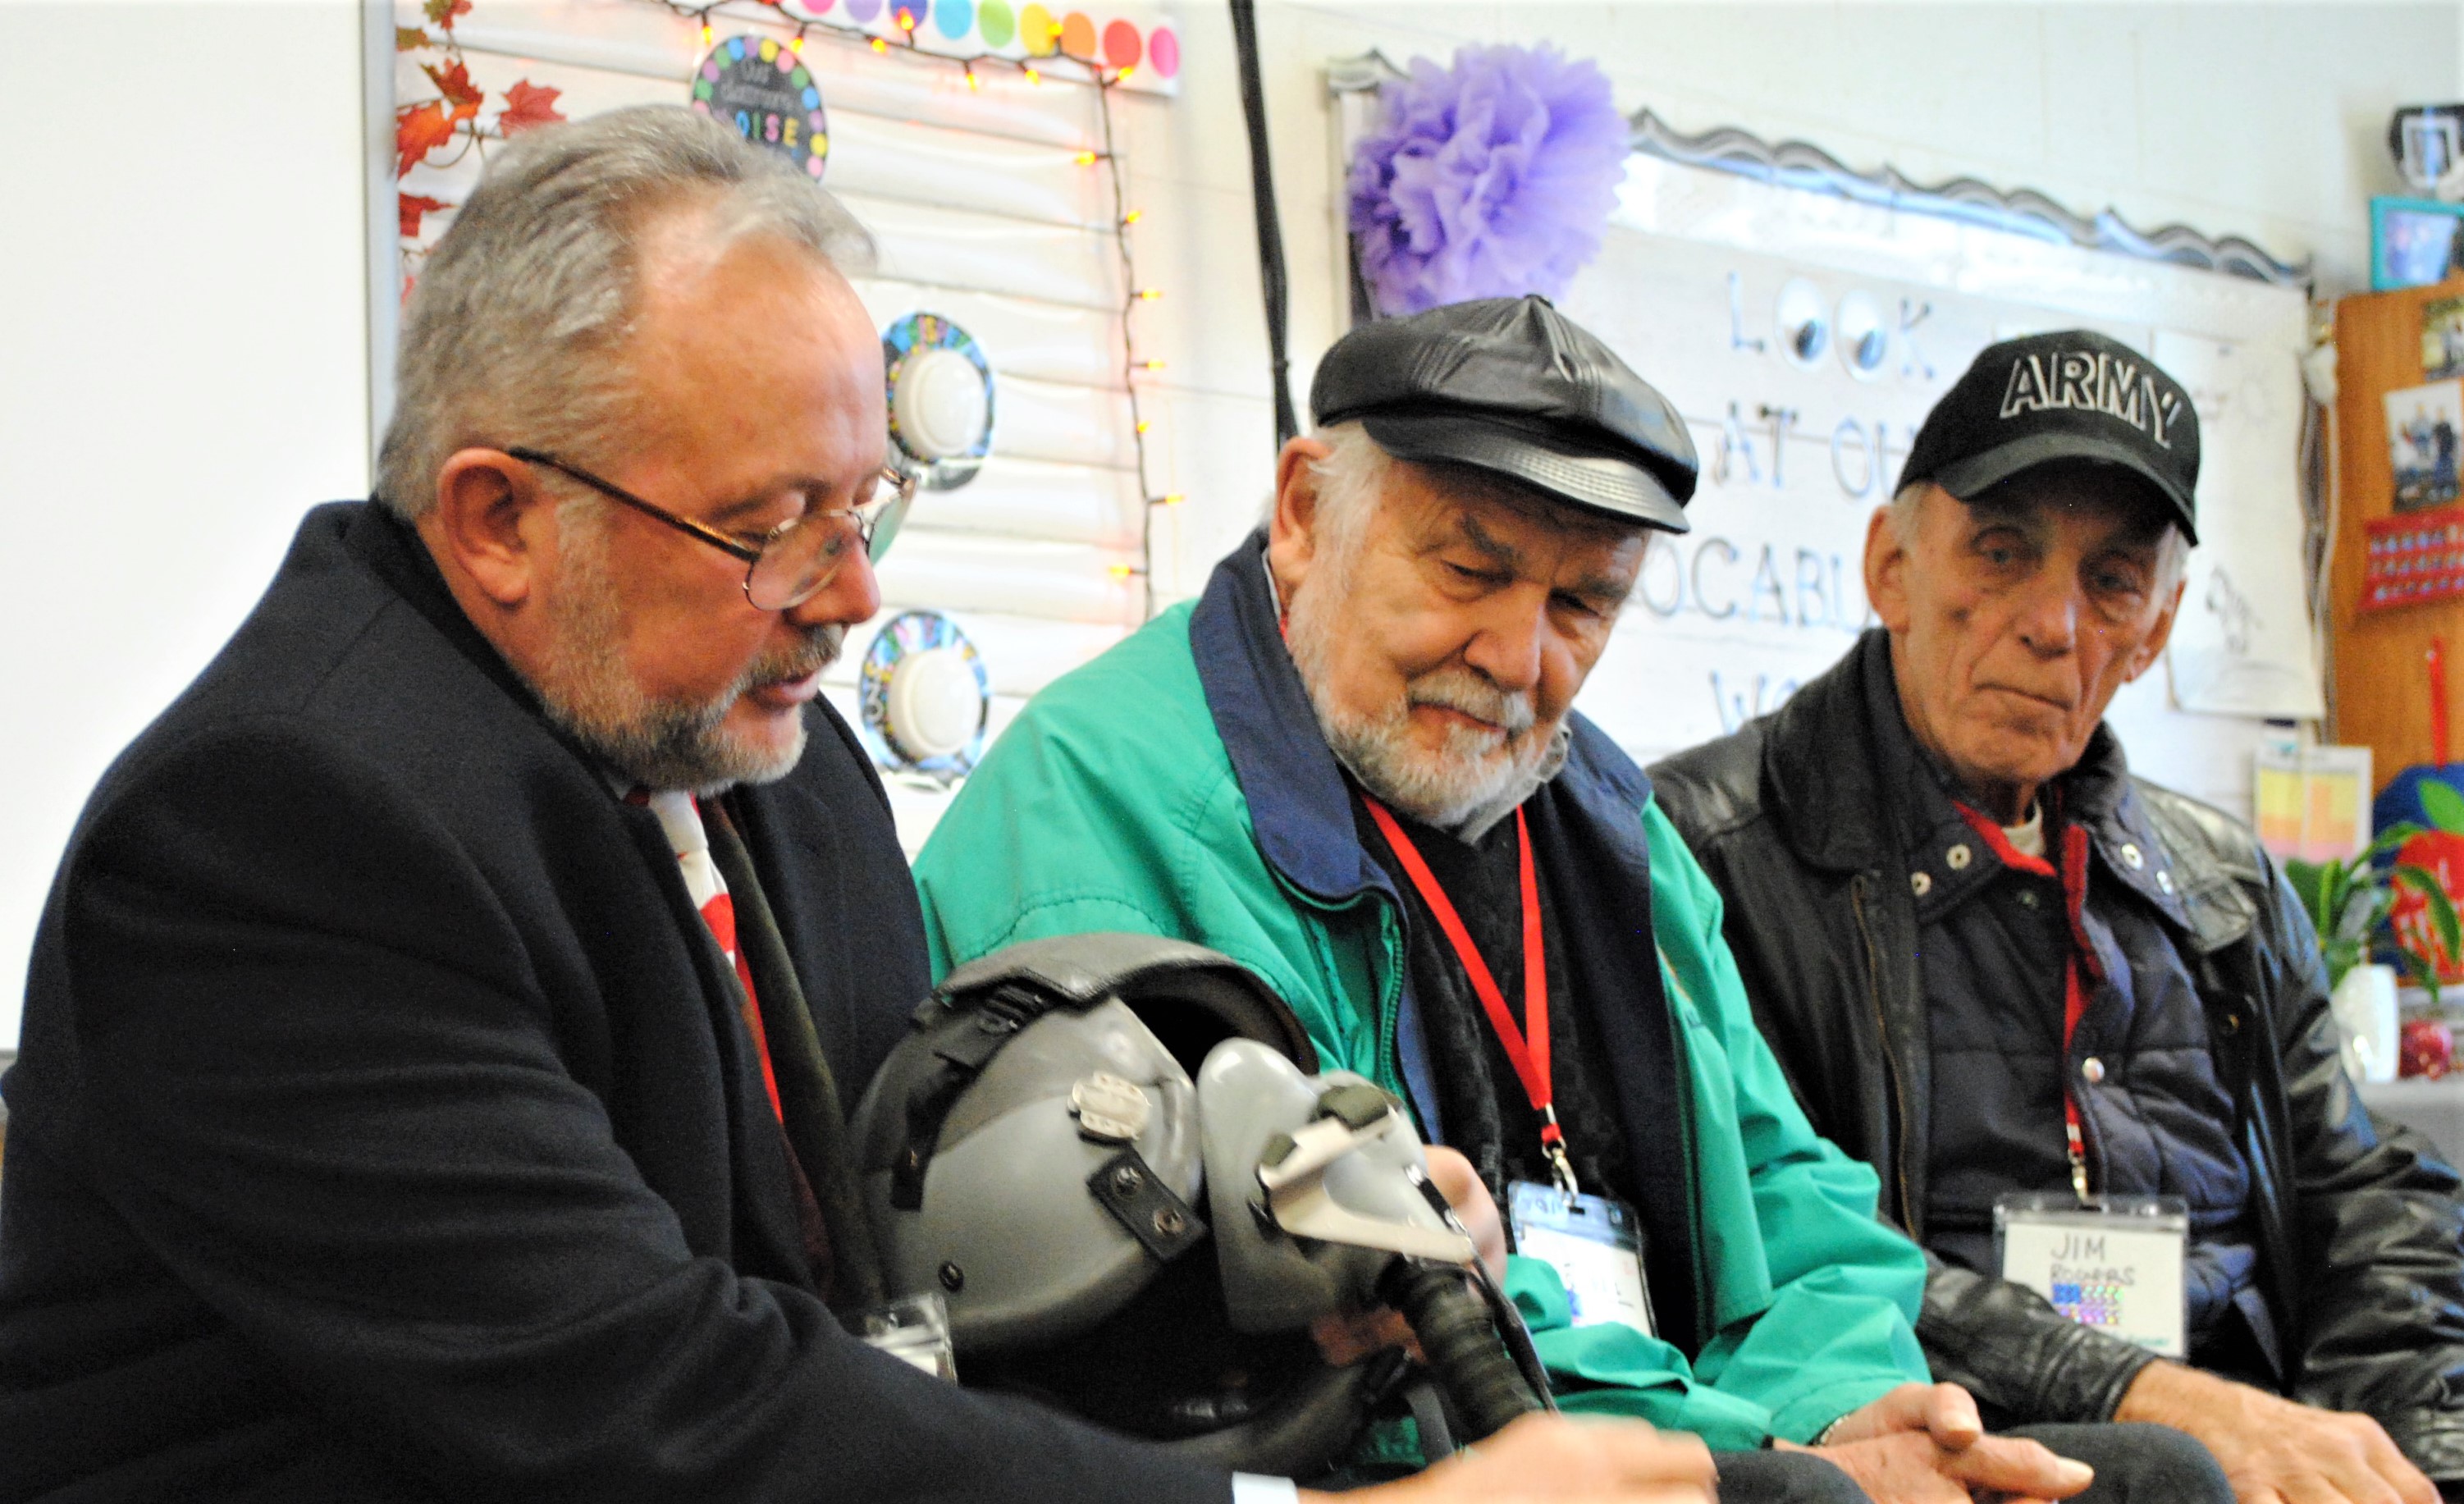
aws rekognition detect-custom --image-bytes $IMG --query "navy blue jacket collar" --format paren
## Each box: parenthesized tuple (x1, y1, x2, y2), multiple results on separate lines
(1187, 529, 1393, 906)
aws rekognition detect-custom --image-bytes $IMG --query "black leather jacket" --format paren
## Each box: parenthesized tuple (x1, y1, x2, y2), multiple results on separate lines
(1650, 632, 2464, 1478)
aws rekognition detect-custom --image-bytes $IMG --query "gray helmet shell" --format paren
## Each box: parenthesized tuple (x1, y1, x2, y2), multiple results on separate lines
(871, 995, 1200, 1353)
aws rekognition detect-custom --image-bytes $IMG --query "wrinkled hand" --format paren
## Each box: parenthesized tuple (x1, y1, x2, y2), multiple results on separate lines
(2116, 1361, 2437, 1504)
(1797, 1382, 2093, 1502)
(1303, 1413, 1714, 1504)
(1308, 1146, 1506, 1369)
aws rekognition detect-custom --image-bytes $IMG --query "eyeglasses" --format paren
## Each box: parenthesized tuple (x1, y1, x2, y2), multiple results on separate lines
(506, 446, 916, 612)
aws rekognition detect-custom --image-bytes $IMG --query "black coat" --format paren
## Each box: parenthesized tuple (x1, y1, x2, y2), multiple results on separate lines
(0, 503, 1230, 1504)
(1649, 630, 2464, 1478)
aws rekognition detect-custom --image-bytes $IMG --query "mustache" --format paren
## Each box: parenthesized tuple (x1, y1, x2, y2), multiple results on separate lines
(1406, 670, 1536, 735)
(739, 623, 845, 693)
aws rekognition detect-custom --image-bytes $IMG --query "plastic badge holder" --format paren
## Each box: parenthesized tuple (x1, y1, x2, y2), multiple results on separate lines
(1994, 1193, 2189, 1358)
(1508, 1181, 1656, 1336)
(859, 1291, 957, 1381)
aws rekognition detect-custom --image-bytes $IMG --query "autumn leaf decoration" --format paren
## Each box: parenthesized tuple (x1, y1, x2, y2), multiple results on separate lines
(498, 80, 567, 136)
(395, 0, 568, 251)
(423, 59, 486, 123)
(399, 194, 453, 239)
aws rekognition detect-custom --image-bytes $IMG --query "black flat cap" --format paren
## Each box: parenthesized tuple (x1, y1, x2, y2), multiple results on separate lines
(1310, 295, 1698, 533)
(1900, 328, 2201, 544)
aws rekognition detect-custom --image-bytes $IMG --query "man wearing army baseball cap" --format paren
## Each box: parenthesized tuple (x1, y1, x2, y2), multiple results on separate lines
(1901, 328, 2201, 542)
(1653, 329, 2464, 1504)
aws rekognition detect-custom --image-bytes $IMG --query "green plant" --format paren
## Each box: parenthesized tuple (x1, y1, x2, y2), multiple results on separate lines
(2286, 786, 2463, 995)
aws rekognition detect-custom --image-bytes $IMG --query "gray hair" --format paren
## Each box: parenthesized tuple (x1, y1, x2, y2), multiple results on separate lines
(377, 106, 874, 520)
(1295, 421, 1393, 565)
(1888, 478, 2189, 593)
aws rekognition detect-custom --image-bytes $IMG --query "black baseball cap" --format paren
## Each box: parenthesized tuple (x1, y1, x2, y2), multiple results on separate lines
(1310, 295, 1698, 533)
(1900, 329, 2201, 544)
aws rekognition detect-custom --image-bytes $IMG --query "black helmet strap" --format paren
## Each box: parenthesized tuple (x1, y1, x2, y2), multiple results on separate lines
(891, 982, 1058, 1209)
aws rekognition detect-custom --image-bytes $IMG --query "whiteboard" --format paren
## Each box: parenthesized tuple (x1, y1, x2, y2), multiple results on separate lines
(1552, 153, 2318, 816)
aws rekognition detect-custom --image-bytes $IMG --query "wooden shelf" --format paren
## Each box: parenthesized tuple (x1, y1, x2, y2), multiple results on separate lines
(2331, 277, 2464, 785)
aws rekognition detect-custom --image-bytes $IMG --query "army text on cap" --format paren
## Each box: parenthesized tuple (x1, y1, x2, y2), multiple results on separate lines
(1997, 348, 2187, 450)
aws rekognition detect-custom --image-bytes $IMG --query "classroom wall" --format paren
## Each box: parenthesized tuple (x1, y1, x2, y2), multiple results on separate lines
(0, 1, 373, 1049)
(0, 0, 2454, 1047)
(1130, 3, 2464, 606)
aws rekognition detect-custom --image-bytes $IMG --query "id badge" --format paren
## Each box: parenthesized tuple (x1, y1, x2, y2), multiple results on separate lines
(1509, 1180, 1655, 1336)
(857, 1291, 958, 1381)
(1995, 1193, 2189, 1358)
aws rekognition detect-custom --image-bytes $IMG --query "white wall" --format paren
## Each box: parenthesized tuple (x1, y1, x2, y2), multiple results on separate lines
(0, 0, 372, 1048)
(0, 0, 2454, 1047)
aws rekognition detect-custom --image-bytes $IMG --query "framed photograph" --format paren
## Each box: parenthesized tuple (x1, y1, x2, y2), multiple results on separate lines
(2374, 197, 2464, 291)
(2427, 296, 2464, 380)
(2387, 381, 2464, 511)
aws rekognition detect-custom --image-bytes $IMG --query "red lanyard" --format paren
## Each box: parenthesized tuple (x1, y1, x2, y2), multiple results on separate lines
(1363, 798, 1579, 1195)
(1954, 805, 2098, 1202)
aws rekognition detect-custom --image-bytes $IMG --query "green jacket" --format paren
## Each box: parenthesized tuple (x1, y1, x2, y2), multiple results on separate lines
(913, 539, 1929, 1449)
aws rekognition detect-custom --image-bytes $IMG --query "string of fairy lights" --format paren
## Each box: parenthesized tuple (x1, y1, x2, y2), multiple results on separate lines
(631, 0, 1180, 610)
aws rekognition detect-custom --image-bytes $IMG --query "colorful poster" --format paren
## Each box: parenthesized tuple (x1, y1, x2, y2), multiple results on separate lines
(2387, 380, 2464, 512)
(2424, 296, 2464, 381)
(2253, 740, 2371, 862)
(693, 35, 829, 179)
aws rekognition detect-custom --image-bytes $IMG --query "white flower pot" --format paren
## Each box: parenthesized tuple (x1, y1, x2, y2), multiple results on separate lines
(2334, 963, 2402, 1083)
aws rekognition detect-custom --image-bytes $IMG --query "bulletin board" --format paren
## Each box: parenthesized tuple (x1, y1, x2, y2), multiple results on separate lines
(1520, 126, 2318, 817)
(377, 0, 1183, 848)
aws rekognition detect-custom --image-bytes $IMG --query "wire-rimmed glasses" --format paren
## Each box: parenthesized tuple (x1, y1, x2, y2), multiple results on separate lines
(507, 446, 916, 611)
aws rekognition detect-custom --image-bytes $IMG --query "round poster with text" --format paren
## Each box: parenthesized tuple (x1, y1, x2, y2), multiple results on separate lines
(693, 34, 828, 179)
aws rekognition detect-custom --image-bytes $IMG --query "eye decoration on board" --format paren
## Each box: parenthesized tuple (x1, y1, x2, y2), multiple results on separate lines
(693, 34, 830, 180)
(884, 313, 997, 491)
(860, 610, 993, 783)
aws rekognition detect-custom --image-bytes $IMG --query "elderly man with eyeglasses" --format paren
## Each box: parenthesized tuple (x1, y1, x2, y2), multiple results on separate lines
(0, 110, 1710, 1504)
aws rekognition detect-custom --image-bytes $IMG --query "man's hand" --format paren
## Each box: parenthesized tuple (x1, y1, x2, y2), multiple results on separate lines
(1302, 1413, 1715, 1504)
(1798, 1382, 2094, 1502)
(1420, 1145, 1507, 1279)
(2116, 1360, 2438, 1504)
(1308, 1146, 1506, 1368)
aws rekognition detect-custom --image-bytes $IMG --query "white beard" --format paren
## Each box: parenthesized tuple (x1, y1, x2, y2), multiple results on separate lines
(530, 514, 842, 793)
(1284, 560, 1561, 834)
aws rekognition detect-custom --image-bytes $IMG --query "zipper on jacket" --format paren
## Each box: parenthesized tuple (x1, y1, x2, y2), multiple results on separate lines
(1371, 894, 1406, 1107)
(1849, 873, 1919, 1237)
(1273, 868, 1413, 1109)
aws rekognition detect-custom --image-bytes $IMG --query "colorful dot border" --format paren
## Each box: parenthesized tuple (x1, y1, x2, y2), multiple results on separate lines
(760, 0, 1180, 89)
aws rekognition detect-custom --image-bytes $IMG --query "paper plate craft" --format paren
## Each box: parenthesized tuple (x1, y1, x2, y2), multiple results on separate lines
(693, 34, 830, 181)
(859, 610, 991, 781)
(884, 313, 995, 491)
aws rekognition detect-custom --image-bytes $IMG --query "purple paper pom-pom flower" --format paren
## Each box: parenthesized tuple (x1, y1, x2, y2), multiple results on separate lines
(1348, 43, 1629, 317)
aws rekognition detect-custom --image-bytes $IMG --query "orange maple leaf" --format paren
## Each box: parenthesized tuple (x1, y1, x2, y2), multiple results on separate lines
(399, 193, 453, 239)
(395, 102, 455, 176)
(496, 80, 567, 135)
(423, 0, 471, 29)
(424, 60, 484, 122)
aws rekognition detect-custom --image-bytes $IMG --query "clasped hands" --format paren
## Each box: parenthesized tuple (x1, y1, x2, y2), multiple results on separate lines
(1312, 1152, 2095, 1503)
(1317, 1382, 2091, 1504)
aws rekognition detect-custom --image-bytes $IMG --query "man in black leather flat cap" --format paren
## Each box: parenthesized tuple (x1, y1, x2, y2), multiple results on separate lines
(1653, 329, 2464, 1504)
(919, 297, 2239, 1504)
